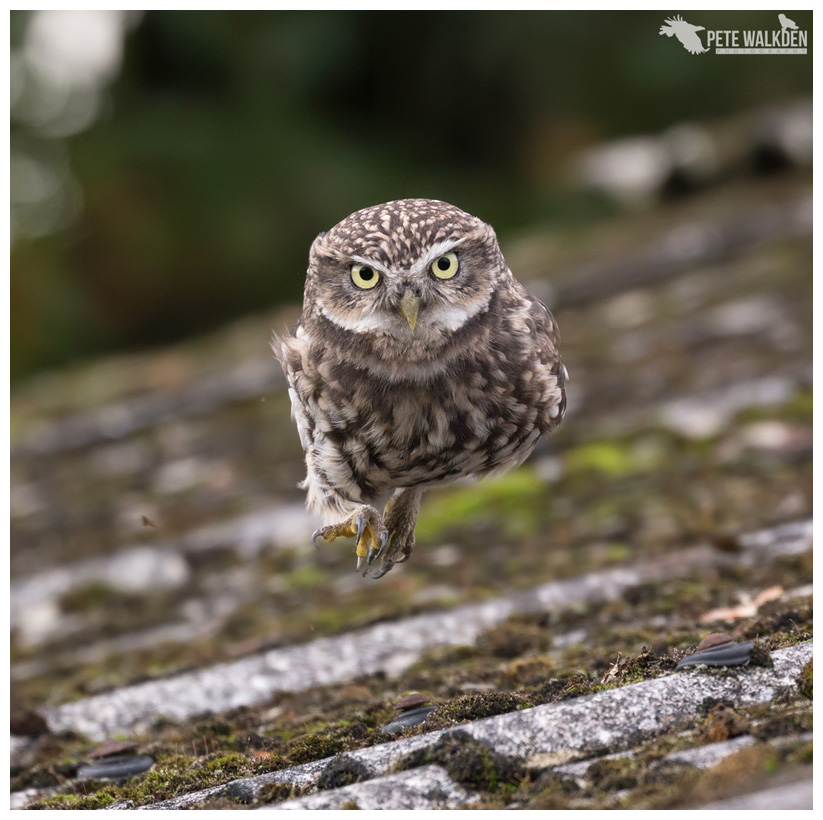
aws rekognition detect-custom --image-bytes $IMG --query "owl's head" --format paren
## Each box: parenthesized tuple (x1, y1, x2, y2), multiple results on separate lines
(304, 199, 507, 344)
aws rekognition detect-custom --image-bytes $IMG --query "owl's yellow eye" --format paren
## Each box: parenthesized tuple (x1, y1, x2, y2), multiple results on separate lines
(351, 263, 380, 290)
(430, 251, 459, 280)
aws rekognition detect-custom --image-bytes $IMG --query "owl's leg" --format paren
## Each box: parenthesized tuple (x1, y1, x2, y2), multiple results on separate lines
(312, 505, 388, 572)
(369, 488, 424, 580)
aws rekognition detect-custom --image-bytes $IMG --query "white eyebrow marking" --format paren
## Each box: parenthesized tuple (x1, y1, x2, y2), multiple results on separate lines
(408, 236, 468, 276)
(344, 236, 468, 278)
(348, 256, 391, 276)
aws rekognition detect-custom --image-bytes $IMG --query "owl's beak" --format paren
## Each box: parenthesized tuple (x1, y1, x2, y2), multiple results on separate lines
(399, 289, 421, 330)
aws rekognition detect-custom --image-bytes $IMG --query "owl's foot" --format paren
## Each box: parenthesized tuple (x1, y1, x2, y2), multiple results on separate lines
(368, 540, 411, 580)
(311, 506, 388, 572)
(369, 488, 423, 580)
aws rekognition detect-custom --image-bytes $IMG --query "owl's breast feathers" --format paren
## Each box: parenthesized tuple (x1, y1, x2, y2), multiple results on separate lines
(274, 282, 565, 516)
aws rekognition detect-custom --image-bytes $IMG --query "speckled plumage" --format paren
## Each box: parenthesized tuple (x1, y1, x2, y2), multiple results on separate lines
(274, 199, 566, 578)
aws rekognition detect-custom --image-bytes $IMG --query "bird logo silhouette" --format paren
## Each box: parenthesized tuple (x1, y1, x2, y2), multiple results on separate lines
(778, 13, 798, 31)
(659, 15, 708, 54)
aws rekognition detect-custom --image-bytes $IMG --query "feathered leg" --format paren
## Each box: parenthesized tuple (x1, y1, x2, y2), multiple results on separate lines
(369, 488, 424, 579)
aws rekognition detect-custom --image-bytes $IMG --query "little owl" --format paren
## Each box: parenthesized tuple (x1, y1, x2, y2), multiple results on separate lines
(275, 199, 566, 579)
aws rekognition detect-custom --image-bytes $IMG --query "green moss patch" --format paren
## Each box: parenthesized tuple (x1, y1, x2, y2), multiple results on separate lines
(416, 467, 546, 541)
(396, 731, 525, 793)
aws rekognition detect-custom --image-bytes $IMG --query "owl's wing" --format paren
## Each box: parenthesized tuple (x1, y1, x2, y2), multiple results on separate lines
(526, 293, 560, 348)
(525, 291, 567, 429)
(272, 321, 314, 453)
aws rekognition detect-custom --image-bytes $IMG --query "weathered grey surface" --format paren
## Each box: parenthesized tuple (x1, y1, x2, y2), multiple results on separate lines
(10, 786, 61, 810)
(663, 735, 756, 769)
(138, 642, 811, 810)
(454, 643, 811, 760)
(42, 519, 810, 740)
(41, 565, 648, 739)
(527, 192, 811, 309)
(14, 358, 284, 458)
(271, 765, 476, 810)
(551, 729, 811, 781)
(9, 735, 33, 768)
(11, 501, 314, 644)
(551, 749, 635, 779)
(658, 374, 804, 439)
(694, 778, 813, 810)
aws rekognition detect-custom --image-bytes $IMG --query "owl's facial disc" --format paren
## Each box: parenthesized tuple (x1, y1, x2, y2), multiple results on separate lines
(312, 232, 497, 340)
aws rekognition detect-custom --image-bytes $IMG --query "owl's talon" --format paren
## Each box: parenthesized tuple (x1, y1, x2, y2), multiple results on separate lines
(311, 528, 325, 548)
(354, 515, 367, 545)
(313, 505, 386, 570)
(368, 532, 389, 566)
(370, 543, 409, 578)
(369, 562, 392, 580)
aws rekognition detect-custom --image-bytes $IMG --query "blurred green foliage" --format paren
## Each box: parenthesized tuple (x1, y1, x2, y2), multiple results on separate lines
(417, 467, 546, 541)
(10, 10, 812, 380)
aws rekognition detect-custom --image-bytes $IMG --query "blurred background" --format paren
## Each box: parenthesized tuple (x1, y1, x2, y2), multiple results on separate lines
(10, 12, 813, 808)
(10, 10, 812, 379)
